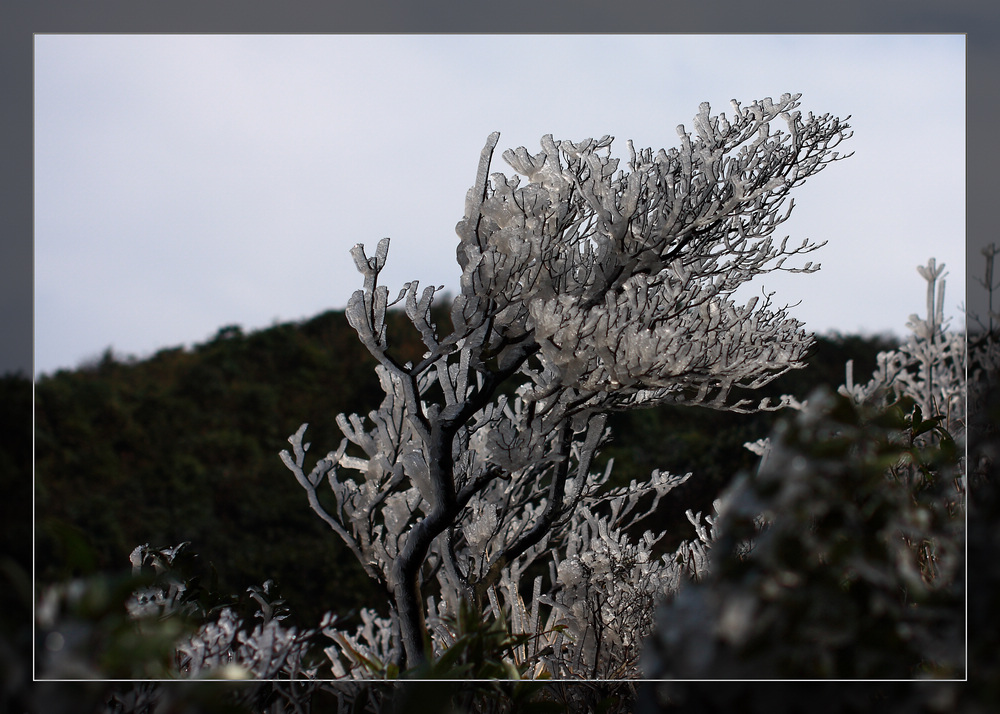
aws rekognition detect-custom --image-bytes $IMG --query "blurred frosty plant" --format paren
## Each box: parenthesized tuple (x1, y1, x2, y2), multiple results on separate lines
(282, 93, 853, 670)
(643, 386, 964, 680)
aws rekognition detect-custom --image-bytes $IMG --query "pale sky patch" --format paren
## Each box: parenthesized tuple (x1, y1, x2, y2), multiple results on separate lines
(34, 34, 965, 375)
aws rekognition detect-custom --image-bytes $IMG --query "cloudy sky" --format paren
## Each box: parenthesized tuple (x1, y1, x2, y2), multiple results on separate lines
(34, 34, 965, 376)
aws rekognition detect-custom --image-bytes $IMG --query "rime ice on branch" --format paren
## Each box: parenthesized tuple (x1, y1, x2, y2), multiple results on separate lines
(282, 93, 853, 669)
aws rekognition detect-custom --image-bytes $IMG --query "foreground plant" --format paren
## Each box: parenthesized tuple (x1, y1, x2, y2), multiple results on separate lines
(281, 93, 852, 671)
(643, 261, 967, 680)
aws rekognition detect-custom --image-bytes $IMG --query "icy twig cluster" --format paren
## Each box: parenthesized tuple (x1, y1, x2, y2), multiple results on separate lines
(839, 258, 965, 440)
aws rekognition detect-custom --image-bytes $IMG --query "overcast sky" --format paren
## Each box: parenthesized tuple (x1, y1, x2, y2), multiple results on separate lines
(34, 34, 965, 377)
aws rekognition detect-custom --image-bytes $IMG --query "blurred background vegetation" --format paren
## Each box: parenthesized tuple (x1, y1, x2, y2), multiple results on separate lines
(21, 303, 899, 631)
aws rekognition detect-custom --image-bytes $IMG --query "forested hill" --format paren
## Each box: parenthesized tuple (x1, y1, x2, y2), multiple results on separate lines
(29, 307, 898, 628)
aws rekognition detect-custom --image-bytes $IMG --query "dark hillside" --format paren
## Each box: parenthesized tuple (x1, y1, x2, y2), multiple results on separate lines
(35, 312, 394, 627)
(32, 310, 899, 627)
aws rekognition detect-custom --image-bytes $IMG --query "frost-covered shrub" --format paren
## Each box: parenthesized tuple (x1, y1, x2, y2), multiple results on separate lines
(283, 93, 852, 672)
